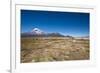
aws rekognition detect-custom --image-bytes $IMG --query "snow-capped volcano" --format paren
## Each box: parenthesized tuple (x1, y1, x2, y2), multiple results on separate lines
(21, 28, 64, 37)
(31, 28, 44, 35)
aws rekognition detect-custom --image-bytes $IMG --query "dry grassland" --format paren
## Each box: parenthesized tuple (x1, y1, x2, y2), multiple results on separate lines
(21, 37, 89, 63)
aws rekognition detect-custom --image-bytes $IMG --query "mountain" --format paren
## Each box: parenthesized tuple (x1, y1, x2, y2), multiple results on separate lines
(21, 28, 64, 37)
(46, 33, 64, 37)
(31, 28, 44, 35)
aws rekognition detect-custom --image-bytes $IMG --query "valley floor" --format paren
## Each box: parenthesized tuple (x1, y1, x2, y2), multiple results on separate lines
(21, 37, 89, 63)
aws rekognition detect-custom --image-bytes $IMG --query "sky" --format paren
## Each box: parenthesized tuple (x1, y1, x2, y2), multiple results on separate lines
(21, 10, 89, 37)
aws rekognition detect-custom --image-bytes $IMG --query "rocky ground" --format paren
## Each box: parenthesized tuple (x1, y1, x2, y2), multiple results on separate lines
(21, 37, 89, 63)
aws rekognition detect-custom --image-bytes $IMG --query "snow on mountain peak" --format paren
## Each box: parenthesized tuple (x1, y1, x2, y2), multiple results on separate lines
(31, 28, 44, 35)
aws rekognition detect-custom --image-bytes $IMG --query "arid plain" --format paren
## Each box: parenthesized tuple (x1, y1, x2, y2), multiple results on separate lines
(21, 37, 89, 63)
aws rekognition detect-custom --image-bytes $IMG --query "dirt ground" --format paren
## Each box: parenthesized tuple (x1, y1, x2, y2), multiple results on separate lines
(21, 37, 89, 63)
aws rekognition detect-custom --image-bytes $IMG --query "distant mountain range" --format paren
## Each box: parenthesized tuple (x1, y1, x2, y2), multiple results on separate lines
(21, 28, 65, 37)
(21, 28, 89, 39)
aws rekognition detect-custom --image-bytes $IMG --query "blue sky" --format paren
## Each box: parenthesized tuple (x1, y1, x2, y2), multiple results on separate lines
(21, 10, 89, 37)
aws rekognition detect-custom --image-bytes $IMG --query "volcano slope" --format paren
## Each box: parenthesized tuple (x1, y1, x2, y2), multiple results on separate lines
(21, 37, 89, 63)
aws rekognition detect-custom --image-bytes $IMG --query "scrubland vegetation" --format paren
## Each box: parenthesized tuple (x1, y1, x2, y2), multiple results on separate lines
(21, 37, 89, 63)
